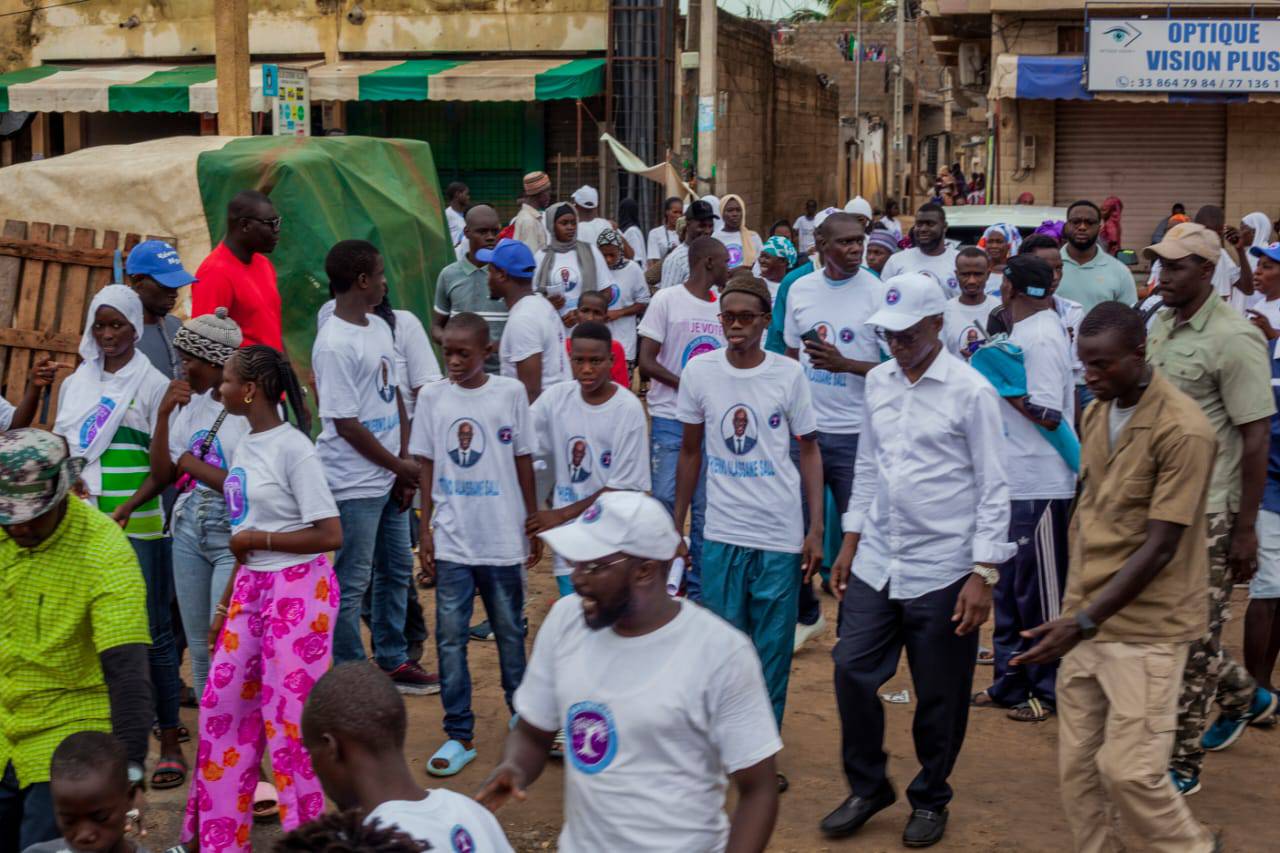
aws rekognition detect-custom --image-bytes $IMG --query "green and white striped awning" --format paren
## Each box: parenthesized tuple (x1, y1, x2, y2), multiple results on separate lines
(0, 58, 605, 113)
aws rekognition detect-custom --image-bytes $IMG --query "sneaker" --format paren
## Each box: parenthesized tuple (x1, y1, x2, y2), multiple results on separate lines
(1202, 687, 1277, 752)
(470, 620, 493, 641)
(1169, 770, 1201, 796)
(794, 615, 827, 653)
(386, 661, 441, 696)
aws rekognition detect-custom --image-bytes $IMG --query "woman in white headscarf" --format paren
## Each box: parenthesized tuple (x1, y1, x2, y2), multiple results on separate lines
(1241, 212, 1274, 271)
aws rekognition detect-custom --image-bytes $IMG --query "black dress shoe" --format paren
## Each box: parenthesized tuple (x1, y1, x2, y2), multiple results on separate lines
(903, 808, 948, 848)
(819, 785, 896, 838)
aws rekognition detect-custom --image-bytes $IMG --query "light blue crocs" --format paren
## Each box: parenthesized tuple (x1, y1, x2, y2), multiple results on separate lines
(426, 738, 477, 777)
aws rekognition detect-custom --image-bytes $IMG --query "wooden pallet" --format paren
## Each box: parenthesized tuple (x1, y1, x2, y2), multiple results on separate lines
(0, 221, 173, 429)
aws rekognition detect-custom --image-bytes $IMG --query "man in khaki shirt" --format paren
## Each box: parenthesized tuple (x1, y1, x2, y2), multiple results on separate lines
(1144, 222, 1277, 792)
(1014, 302, 1217, 853)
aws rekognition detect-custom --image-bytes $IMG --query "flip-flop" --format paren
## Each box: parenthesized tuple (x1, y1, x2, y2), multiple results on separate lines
(970, 690, 1000, 708)
(1008, 697, 1053, 723)
(151, 758, 188, 790)
(426, 739, 477, 777)
(153, 724, 191, 744)
(977, 646, 995, 665)
(253, 781, 279, 822)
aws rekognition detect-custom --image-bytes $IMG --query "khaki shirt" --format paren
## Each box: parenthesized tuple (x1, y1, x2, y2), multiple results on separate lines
(1063, 370, 1214, 643)
(1147, 294, 1275, 513)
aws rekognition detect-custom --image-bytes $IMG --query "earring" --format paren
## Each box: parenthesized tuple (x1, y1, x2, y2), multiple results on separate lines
(244, 394, 254, 405)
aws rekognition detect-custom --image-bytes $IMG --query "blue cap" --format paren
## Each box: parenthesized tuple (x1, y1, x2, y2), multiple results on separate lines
(125, 240, 196, 288)
(476, 238, 537, 278)
(1250, 242, 1280, 263)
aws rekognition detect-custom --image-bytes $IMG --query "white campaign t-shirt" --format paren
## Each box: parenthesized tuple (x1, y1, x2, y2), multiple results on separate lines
(985, 270, 1005, 297)
(881, 246, 962, 298)
(1054, 295, 1085, 384)
(223, 424, 339, 572)
(313, 313, 402, 502)
(793, 215, 818, 253)
(1250, 297, 1280, 330)
(317, 302, 443, 420)
(647, 226, 679, 262)
(532, 382, 651, 576)
(167, 391, 250, 515)
(636, 285, 725, 420)
(499, 293, 570, 390)
(782, 268, 883, 434)
(536, 247, 606, 318)
(0, 395, 14, 431)
(575, 218, 611, 247)
(410, 376, 533, 565)
(677, 351, 816, 553)
(446, 207, 466, 246)
(513, 597, 782, 853)
(1001, 309, 1078, 500)
(365, 789, 514, 853)
(713, 229, 763, 271)
(942, 295, 1000, 360)
(601, 260, 651, 360)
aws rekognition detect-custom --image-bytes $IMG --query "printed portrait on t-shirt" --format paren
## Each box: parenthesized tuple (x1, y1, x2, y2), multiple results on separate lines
(376, 354, 396, 404)
(447, 418, 485, 468)
(808, 321, 834, 345)
(566, 436, 592, 483)
(721, 405, 758, 456)
(961, 326, 985, 359)
(557, 264, 579, 294)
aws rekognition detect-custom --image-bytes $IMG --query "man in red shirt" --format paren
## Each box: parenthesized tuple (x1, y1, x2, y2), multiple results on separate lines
(192, 190, 284, 350)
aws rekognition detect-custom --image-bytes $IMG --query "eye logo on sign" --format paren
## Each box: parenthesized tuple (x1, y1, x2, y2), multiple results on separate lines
(1102, 23, 1142, 47)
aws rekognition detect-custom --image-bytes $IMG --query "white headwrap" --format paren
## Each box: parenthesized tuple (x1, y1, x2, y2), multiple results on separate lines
(1243, 212, 1273, 271)
(76, 284, 144, 362)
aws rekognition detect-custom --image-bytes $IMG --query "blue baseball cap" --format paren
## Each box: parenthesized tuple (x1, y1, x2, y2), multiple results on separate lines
(476, 238, 537, 278)
(125, 240, 196, 288)
(1250, 242, 1280, 263)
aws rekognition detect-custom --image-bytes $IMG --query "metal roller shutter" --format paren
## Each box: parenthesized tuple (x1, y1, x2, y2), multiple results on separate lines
(1054, 102, 1225, 255)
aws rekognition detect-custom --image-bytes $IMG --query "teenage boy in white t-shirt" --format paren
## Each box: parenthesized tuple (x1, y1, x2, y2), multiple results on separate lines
(478, 491, 782, 853)
(312, 241, 432, 694)
(943, 247, 1001, 360)
(973, 254, 1078, 722)
(484, 238, 570, 402)
(411, 313, 540, 778)
(529, 322, 651, 597)
(595, 230, 651, 367)
(637, 236, 729, 600)
(303, 662, 515, 853)
(675, 275, 824, 764)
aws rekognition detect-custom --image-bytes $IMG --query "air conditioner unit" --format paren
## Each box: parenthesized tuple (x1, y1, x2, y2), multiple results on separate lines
(1019, 133, 1037, 170)
(958, 42, 984, 87)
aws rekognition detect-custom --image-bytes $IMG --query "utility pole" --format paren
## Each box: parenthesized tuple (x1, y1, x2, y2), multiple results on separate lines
(697, 0, 718, 195)
(215, 0, 252, 136)
(854, 0, 862, 198)
(911, 10, 922, 210)
(891, 0, 905, 203)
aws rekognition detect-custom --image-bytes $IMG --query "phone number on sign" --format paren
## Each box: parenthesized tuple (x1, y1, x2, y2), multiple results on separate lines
(1115, 75, 1280, 89)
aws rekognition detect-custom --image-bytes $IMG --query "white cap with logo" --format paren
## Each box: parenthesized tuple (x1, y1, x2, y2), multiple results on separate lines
(571, 185, 599, 209)
(866, 273, 949, 332)
(538, 491, 681, 563)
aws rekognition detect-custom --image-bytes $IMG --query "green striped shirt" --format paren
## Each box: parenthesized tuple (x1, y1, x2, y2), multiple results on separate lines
(95, 425, 162, 539)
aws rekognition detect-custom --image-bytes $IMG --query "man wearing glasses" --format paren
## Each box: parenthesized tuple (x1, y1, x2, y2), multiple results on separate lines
(478, 490, 782, 853)
(820, 272, 1014, 848)
(193, 189, 285, 351)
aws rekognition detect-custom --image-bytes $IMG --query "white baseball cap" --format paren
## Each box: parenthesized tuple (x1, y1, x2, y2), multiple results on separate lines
(844, 195, 873, 219)
(572, 185, 599, 209)
(866, 273, 949, 331)
(812, 206, 841, 230)
(538, 491, 681, 563)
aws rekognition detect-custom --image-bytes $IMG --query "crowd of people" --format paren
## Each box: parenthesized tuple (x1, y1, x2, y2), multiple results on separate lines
(2, 173, 1279, 853)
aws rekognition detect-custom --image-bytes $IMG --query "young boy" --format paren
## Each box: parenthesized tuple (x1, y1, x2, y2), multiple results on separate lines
(530, 321, 651, 596)
(302, 663, 514, 852)
(595, 229, 650, 371)
(125, 240, 195, 380)
(22, 732, 148, 853)
(411, 313, 539, 777)
(943, 246, 1002, 360)
(571, 291, 631, 387)
(673, 275, 824, 756)
(312, 240, 430, 694)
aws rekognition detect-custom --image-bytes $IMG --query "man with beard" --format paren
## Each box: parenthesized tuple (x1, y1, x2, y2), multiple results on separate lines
(477, 491, 781, 853)
(1058, 200, 1139, 318)
(879, 203, 960, 297)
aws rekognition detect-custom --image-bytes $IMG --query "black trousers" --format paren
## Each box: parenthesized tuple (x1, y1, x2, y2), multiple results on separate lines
(832, 573, 978, 812)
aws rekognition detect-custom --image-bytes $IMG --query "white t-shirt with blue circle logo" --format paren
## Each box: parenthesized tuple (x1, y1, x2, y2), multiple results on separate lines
(880, 246, 962, 298)
(601, 259, 651, 360)
(313, 313, 402, 502)
(166, 389, 250, 516)
(410, 375, 534, 566)
(513, 597, 782, 853)
(676, 350, 817, 552)
(783, 268, 884, 434)
(636, 284, 725, 420)
(365, 789, 514, 853)
(221, 423, 338, 572)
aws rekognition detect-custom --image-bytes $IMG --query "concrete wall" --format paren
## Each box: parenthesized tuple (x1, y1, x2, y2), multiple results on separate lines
(1225, 103, 1280, 225)
(771, 59, 841, 222)
(775, 20, 902, 120)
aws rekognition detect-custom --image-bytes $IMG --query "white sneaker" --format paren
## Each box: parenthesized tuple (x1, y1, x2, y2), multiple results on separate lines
(793, 615, 827, 653)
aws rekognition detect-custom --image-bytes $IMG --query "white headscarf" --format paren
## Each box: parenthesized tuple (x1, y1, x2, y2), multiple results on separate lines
(77, 284, 144, 362)
(1243, 212, 1273, 271)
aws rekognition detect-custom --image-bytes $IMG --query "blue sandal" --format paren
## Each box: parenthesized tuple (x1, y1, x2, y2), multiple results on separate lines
(427, 738, 477, 777)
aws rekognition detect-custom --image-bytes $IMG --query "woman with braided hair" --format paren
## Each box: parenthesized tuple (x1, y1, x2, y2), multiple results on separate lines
(182, 344, 342, 853)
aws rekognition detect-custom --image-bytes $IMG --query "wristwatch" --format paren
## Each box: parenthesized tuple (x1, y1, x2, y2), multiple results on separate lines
(972, 564, 1000, 586)
(1075, 612, 1100, 640)
(127, 761, 146, 793)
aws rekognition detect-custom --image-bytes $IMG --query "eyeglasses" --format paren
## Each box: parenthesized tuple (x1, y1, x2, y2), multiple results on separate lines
(718, 311, 767, 327)
(572, 555, 633, 576)
(244, 216, 282, 230)
(875, 326, 922, 347)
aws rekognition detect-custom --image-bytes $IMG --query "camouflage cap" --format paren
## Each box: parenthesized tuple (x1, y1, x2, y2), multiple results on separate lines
(0, 429, 85, 525)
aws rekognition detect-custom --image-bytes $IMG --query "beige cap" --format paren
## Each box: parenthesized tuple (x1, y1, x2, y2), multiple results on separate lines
(1143, 222, 1221, 263)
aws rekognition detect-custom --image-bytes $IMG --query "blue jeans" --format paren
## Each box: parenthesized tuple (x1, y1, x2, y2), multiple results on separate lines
(130, 536, 181, 731)
(791, 431, 860, 625)
(333, 494, 414, 669)
(0, 762, 57, 851)
(435, 560, 527, 742)
(651, 416, 706, 600)
(171, 489, 237, 697)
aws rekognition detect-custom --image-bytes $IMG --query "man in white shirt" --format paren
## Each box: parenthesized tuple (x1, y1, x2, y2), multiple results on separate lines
(513, 172, 552, 254)
(942, 247, 1000, 359)
(880, 203, 961, 297)
(572, 186, 610, 246)
(794, 199, 819, 254)
(659, 200, 718, 290)
(973, 254, 1078, 723)
(879, 198, 904, 242)
(444, 181, 469, 246)
(482, 239, 570, 402)
(478, 491, 782, 853)
(821, 273, 1014, 848)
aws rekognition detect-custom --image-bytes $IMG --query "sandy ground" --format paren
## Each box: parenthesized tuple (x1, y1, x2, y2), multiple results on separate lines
(141, 569, 1279, 852)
